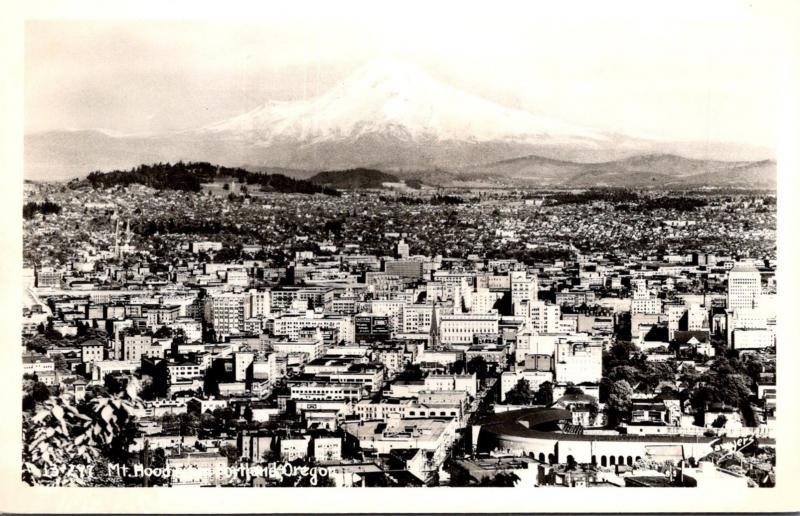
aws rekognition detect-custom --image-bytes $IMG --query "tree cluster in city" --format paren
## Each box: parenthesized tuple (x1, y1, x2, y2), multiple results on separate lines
(23, 200, 62, 220)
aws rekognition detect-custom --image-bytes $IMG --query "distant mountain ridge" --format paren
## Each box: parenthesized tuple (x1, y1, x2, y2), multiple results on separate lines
(457, 153, 776, 188)
(25, 57, 774, 185)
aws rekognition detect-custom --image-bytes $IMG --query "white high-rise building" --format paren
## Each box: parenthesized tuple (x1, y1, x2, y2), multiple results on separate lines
(248, 289, 272, 318)
(687, 303, 708, 331)
(396, 239, 410, 259)
(470, 287, 503, 314)
(726, 308, 770, 345)
(233, 351, 254, 382)
(401, 304, 433, 333)
(523, 299, 561, 334)
(511, 271, 538, 316)
(631, 279, 661, 315)
(727, 262, 761, 311)
(665, 302, 686, 340)
(631, 297, 662, 315)
(205, 292, 248, 337)
(632, 279, 649, 298)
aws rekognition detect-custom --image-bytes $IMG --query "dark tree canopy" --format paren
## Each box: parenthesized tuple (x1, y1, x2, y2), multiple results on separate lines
(535, 381, 554, 406)
(606, 380, 633, 425)
(505, 379, 535, 405)
(83, 162, 340, 196)
(23, 200, 61, 219)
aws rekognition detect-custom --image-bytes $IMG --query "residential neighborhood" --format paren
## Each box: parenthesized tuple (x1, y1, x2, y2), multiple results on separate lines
(21, 179, 777, 488)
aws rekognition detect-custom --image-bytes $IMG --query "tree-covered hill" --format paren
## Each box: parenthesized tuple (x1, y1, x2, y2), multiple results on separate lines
(309, 168, 399, 189)
(80, 162, 340, 195)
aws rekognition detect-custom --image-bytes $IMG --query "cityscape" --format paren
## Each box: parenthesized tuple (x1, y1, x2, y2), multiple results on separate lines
(22, 171, 777, 487)
(20, 17, 781, 492)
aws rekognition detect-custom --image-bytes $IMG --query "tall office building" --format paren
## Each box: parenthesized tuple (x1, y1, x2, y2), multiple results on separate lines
(632, 279, 649, 298)
(664, 302, 686, 341)
(205, 292, 248, 337)
(511, 271, 538, 316)
(396, 239, 410, 259)
(248, 289, 271, 317)
(727, 262, 761, 311)
(523, 299, 562, 334)
(631, 278, 661, 315)
(687, 303, 708, 331)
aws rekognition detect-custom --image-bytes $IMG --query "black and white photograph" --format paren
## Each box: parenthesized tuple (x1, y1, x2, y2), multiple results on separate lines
(3, 0, 800, 513)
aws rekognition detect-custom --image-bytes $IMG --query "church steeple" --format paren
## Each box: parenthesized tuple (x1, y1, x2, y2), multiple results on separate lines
(429, 301, 440, 350)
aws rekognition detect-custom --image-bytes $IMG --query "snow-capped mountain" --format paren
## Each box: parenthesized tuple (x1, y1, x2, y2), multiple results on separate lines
(25, 57, 773, 181)
(199, 57, 613, 147)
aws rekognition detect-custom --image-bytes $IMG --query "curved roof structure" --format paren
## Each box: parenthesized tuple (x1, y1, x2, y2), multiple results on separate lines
(481, 408, 718, 444)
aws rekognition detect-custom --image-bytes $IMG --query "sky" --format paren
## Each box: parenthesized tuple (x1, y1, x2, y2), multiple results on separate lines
(24, 1, 792, 148)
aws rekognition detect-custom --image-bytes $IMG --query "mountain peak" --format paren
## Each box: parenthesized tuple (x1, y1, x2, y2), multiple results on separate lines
(326, 57, 444, 109)
(344, 56, 431, 87)
(200, 57, 614, 146)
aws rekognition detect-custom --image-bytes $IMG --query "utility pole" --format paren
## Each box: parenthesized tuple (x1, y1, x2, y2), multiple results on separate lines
(142, 439, 151, 487)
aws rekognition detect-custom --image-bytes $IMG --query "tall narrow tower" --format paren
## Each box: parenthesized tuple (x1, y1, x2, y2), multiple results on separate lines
(122, 219, 133, 256)
(113, 215, 121, 259)
(429, 302, 440, 350)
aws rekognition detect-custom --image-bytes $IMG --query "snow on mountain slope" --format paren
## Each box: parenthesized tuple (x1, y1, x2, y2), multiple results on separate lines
(26, 57, 773, 180)
(200, 57, 612, 146)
